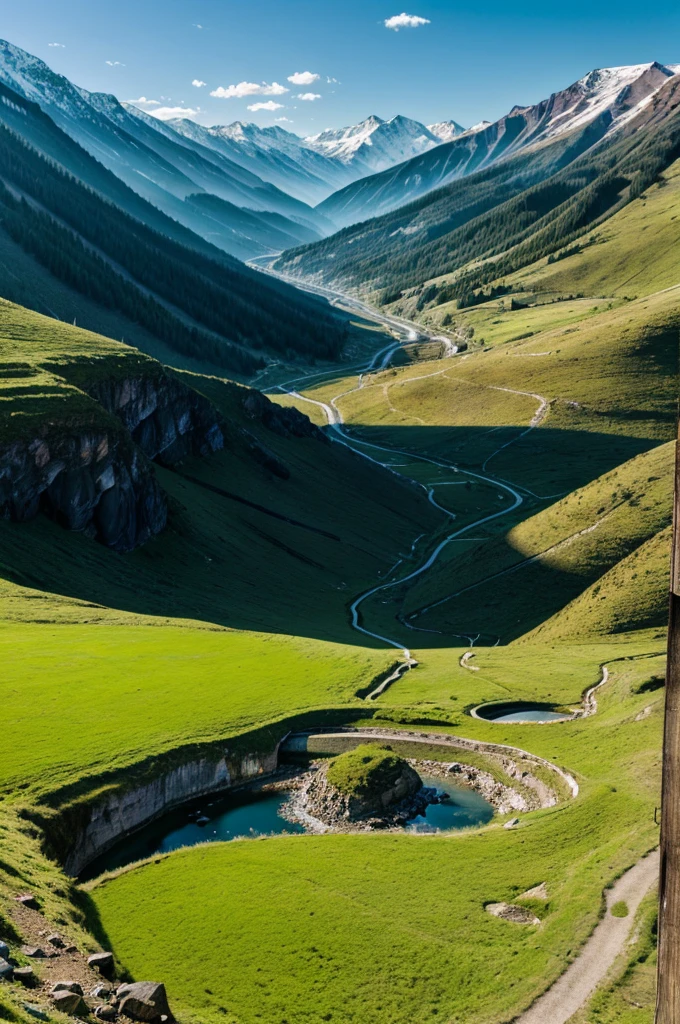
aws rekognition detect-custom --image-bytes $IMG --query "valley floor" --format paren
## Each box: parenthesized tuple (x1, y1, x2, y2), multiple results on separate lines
(1, 206, 676, 1023)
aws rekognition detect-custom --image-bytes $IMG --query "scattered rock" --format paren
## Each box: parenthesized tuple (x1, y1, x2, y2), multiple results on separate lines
(504, 817, 520, 829)
(47, 935, 66, 949)
(91, 986, 112, 1000)
(14, 967, 36, 987)
(95, 1005, 118, 1021)
(117, 982, 174, 1023)
(519, 882, 549, 901)
(52, 982, 84, 996)
(0, 958, 14, 981)
(22, 947, 47, 959)
(15, 895, 40, 911)
(88, 952, 114, 977)
(66, 945, 79, 954)
(486, 902, 540, 925)
(21, 1004, 48, 1021)
(0, 941, 9, 961)
(51, 989, 90, 1015)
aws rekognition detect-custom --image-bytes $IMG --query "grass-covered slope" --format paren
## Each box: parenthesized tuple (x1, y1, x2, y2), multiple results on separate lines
(0, 299, 442, 642)
(88, 647, 664, 1024)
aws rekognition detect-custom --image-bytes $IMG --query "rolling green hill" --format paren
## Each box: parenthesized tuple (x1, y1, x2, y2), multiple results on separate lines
(0, 57, 677, 1024)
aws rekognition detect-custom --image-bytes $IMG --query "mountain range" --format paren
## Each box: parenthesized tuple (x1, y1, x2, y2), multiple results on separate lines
(276, 63, 680, 304)
(316, 61, 680, 226)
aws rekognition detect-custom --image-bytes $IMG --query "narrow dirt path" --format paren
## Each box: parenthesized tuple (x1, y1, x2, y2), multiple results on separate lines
(514, 850, 659, 1024)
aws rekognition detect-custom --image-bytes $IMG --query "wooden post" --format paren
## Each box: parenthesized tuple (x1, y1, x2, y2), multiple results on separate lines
(655, 425, 680, 1024)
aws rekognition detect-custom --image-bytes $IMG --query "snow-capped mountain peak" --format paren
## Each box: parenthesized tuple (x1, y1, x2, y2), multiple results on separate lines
(303, 113, 450, 172)
(427, 120, 465, 143)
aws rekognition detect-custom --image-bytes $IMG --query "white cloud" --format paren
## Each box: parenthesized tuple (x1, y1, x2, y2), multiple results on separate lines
(384, 12, 431, 30)
(148, 105, 199, 121)
(127, 96, 161, 108)
(193, 23, 203, 29)
(287, 71, 319, 86)
(105, 60, 125, 67)
(247, 100, 284, 112)
(326, 76, 339, 84)
(191, 79, 206, 88)
(48, 42, 65, 48)
(210, 81, 288, 99)
(275, 116, 293, 122)
(297, 92, 321, 101)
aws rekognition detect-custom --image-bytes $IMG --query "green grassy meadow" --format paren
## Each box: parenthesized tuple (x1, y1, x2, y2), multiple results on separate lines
(1, 128, 677, 1024)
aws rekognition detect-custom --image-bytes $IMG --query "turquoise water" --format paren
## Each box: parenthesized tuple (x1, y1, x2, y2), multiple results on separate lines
(476, 701, 571, 723)
(408, 774, 494, 833)
(81, 774, 494, 879)
(491, 709, 570, 723)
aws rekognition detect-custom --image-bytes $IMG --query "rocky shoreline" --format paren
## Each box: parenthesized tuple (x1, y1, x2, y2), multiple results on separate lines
(277, 756, 540, 835)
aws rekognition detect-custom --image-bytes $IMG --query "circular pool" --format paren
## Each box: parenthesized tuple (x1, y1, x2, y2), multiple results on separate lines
(471, 701, 575, 724)
(80, 774, 493, 880)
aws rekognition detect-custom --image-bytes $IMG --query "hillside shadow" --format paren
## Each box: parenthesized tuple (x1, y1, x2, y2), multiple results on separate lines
(0, 423, 671, 649)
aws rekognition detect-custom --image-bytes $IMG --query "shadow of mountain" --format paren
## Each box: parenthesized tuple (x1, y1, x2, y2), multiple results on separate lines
(0, 422, 670, 649)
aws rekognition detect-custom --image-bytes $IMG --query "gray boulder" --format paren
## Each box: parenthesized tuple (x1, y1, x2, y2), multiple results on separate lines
(0, 958, 13, 980)
(52, 981, 84, 996)
(51, 990, 90, 1016)
(0, 941, 9, 961)
(95, 1006, 118, 1021)
(15, 895, 40, 910)
(91, 986, 112, 1000)
(48, 935, 66, 949)
(117, 982, 174, 1022)
(14, 967, 36, 987)
(21, 947, 46, 959)
(88, 952, 114, 977)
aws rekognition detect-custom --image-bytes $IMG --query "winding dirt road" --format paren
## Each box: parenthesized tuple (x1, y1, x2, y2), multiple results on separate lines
(515, 850, 659, 1024)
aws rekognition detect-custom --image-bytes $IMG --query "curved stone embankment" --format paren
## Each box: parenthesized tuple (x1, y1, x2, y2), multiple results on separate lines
(282, 726, 579, 802)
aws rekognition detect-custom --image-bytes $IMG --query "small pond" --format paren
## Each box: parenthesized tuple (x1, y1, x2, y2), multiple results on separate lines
(80, 774, 493, 880)
(473, 701, 573, 723)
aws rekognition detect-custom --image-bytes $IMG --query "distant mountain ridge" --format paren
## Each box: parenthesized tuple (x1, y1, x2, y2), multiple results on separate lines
(0, 38, 331, 259)
(303, 114, 448, 173)
(316, 61, 680, 226)
(167, 113, 467, 200)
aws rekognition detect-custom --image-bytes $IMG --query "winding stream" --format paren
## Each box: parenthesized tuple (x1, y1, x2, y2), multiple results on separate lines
(270, 277, 541, 658)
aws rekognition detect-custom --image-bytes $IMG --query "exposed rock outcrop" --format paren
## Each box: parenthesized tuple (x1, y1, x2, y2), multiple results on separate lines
(242, 389, 328, 443)
(0, 430, 167, 553)
(301, 748, 428, 827)
(85, 374, 224, 466)
(61, 750, 277, 876)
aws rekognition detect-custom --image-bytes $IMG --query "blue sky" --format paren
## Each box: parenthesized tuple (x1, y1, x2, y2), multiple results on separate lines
(4, 0, 680, 135)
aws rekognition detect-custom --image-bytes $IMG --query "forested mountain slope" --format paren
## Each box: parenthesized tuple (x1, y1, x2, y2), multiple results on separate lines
(315, 61, 679, 227)
(0, 39, 330, 258)
(0, 87, 348, 374)
(276, 74, 680, 307)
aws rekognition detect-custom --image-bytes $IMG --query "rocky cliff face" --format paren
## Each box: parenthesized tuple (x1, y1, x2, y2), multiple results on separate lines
(242, 389, 327, 443)
(0, 370, 226, 552)
(62, 749, 278, 876)
(0, 429, 167, 552)
(85, 374, 225, 465)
